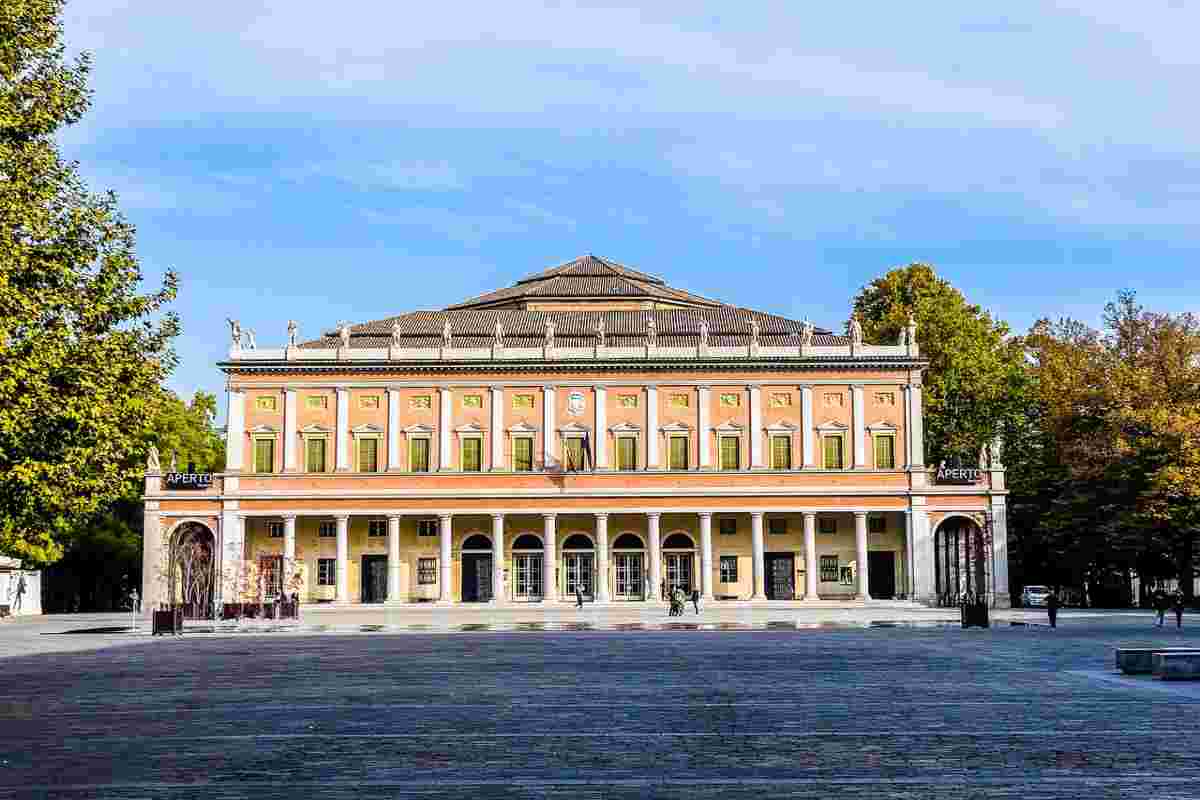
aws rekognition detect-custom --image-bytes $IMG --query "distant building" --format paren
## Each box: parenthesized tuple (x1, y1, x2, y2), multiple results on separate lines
(141, 255, 1009, 613)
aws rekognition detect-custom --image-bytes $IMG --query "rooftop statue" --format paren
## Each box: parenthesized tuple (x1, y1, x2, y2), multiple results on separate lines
(595, 317, 605, 347)
(242, 329, 256, 350)
(800, 319, 814, 347)
(442, 319, 452, 347)
(848, 313, 863, 347)
(698, 318, 708, 348)
(287, 320, 298, 347)
(337, 321, 351, 348)
(747, 317, 760, 348)
(646, 315, 657, 347)
(146, 445, 160, 472)
(226, 318, 241, 348)
(544, 319, 556, 348)
(494, 319, 504, 347)
(391, 319, 403, 347)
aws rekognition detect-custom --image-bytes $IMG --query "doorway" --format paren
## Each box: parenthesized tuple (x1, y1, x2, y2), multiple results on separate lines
(360, 555, 388, 603)
(765, 553, 795, 600)
(663, 533, 695, 595)
(461, 554, 493, 602)
(612, 533, 645, 600)
(868, 551, 896, 599)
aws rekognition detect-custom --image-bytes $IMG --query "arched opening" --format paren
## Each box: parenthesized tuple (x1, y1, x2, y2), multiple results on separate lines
(511, 533, 543, 602)
(934, 517, 988, 606)
(460, 533, 493, 603)
(562, 534, 594, 550)
(168, 521, 216, 620)
(611, 533, 645, 600)
(661, 532, 695, 595)
(561, 533, 595, 600)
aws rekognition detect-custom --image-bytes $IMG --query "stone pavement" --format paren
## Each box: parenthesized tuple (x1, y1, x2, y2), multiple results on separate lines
(1, 610, 1199, 799)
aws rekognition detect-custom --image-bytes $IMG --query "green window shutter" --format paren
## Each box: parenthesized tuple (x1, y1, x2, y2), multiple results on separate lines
(358, 438, 378, 472)
(617, 437, 636, 470)
(823, 436, 843, 469)
(410, 438, 429, 472)
(670, 437, 688, 470)
(772, 436, 791, 470)
(463, 438, 482, 471)
(720, 437, 739, 470)
(514, 438, 533, 471)
(875, 435, 894, 469)
(306, 438, 326, 472)
(254, 439, 274, 473)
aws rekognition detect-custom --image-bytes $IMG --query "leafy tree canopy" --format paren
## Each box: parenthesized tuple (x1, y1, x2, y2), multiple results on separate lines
(1, 0, 179, 565)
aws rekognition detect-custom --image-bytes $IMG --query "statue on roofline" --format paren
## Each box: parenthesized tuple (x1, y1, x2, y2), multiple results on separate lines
(442, 319, 452, 348)
(494, 319, 505, 347)
(336, 321, 351, 348)
(698, 318, 709, 348)
(848, 313, 863, 347)
(646, 315, 657, 348)
(146, 445, 160, 472)
(747, 317, 760, 348)
(391, 319, 403, 347)
(544, 319, 556, 348)
(242, 329, 256, 350)
(226, 318, 241, 348)
(287, 320, 298, 347)
(595, 317, 605, 348)
(800, 319, 814, 347)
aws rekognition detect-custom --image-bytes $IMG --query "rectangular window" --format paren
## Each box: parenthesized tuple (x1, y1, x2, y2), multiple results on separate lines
(305, 395, 327, 410)
(409, 395, 431, 410)
(719, 436, 740, 470)
(368, 519, 387, 538)
(358, 395, 380, 410)
(305, 437, 327, 473)
(358, 438, 379, 473)
(513, 437, 533, 471)
(719, 518, 737, 537)
(409, 438, 430, 472)
(417, 557, 437, 585)
(820, 555, 839, 583)
(253, 438, 275, 473)
(317, 558, 336, 586)
(719, 393, 740, 407)
(259, 556, 282, 598)
(417, 519, 439, 538)
(874, 434, 895, 469)
(768, 518, 788, 536)
(868, 516, 886, 534)
(669, 393, 690, 408)
(512, 394, 535, 410)
(818, 517, 837, 535)
(256, 395, 277, 411)
(461, 437, 482, 472)
(462, 394, 482, 408)
(719, 556, 738, 583)
(822, 435, 844, 469)
(617, 437, 637, 471)
(618, 394, 638, 408)
(669, 436, 688, 470)
(267, 520, 284, 539)
(318, 521, 336, 538)
(771, 435, 792, 470)
(770, 392, 792, 408)
(563, 437, 584, 470)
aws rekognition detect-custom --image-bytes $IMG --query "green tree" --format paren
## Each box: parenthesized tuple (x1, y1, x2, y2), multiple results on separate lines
(851, 263, 1030, 465)
(1, 0, 178, 565)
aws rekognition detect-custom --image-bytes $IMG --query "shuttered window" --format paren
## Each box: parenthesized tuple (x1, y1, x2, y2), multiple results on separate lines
(305, 438, 326, 473)
(513, 437, 533, 471)
(462, 438, 482, 472)
(357, 438, 379, 473)
(409, 438, 430, 472)
(874, 434, 895, 469)
(563, 437, 584, 470)
(669, 436, 688, 470)
(822, 435, 844, 469)
(253, 439, 275, 473)
(719, 436, 739, 470)
(617, 437, 637, 471)
(771, 435, 791, 470)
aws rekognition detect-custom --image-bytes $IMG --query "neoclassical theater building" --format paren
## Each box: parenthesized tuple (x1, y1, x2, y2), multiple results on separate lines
(141, 255, 1010, 612)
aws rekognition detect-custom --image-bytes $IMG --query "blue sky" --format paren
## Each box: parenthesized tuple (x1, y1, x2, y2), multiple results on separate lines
(59, 2, 1200, 409)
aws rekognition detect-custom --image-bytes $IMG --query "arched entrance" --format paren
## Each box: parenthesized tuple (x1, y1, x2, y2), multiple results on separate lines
(511, 534, 544, 602)
(934, 516, 989, 606)
(561, 534, 595, 601)
(460, 534, 493, 602)
(168, 521, 216, 619)
(611, 533, 645, 600)
(662, 532, 695, 595)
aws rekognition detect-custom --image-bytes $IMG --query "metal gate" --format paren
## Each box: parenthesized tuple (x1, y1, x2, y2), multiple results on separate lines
(614, 553, 643, 599)
(564, 553, 594, 600)
(665, 553, 693, 594)
(513, 554, 543, 601)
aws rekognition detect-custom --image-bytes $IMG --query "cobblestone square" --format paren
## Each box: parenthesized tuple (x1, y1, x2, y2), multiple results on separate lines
(2, 613, 1199, 799)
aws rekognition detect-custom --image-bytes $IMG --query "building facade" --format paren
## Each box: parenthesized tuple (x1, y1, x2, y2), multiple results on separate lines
(141, 255, 1010, 612)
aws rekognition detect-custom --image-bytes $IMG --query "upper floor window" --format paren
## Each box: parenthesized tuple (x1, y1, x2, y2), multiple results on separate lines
(512, 394, 535, 410)
(563, 437, 585, 470)
(461, 437, 482, 472)
(770, 435, 792, 470)
(417, 519, 439, 538)
(769, 392, 792, 408)
(267, 520, 284, 538)
(409, 395, 432, 410)
(305, 395, 327, 410)
(368, 519, 387, 537)
(462, 394, 483, 409)
(255, 395, 277, 412)
(768, 518, 788, 536)
(318, 520, 336, 538)
(719, 518, 737, 537)
(358, 395, 380, 410)
(668, 435, 688, 470)
(616, 436, 637, 471)
(719, 555, 738, 583)
(868, 515, 887, 534)
(253, 438, 275, 473)
(357, 437, 380, 473)
(305, 437, 327, 473)
(874, 434, 896, 470)
(822, 435, 845, 470)
(409, 438, 430, 472)
(718, 436, 740, 471)
(513, 437, 534, 472)
(317, 558, 336, 585)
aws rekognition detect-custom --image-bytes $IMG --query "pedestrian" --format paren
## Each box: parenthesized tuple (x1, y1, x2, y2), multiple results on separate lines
(1153, 589, 1168, 627)
(13, 573, 26, 613)
(575, 583, 584, 609)
(1046, 588, 1059, 629)
(661, 578, 667, 602)
(691, 587, 700, 615)
(1173, 590, 1185, 629)
(674, 586, 686, 617)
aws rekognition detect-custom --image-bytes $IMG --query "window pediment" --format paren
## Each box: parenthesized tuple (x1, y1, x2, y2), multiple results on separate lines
(660, 421, 691, 433)
(454, 422, 485, 434)
(403, 423, 435, 435)
(765, 420, 798, 433)
(609, 421, 641, 434)
(300, 423, 331, 434)
(816, 420, 849, 432)
(508, 421, 538, 434)
(558, 422, 591, 436)
(351, 423, 384, 435)
(248, 424, 278, 434)
(867, 421, 898, 432)
(712, 420, 744, 434)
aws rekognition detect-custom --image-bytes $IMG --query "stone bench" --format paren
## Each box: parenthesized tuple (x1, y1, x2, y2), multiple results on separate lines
(1116, 647, 1200, 676)
(1153, 651, 1200, 680)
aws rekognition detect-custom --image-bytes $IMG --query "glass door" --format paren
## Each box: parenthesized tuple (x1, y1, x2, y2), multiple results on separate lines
(513, 554, 543, 601)
(614, 553, 643, 599)
(563, 553, 594, 599)
(664, 553, 693, 594)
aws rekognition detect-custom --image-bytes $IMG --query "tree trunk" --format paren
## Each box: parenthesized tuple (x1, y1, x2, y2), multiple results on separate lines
(1180, 534, 1195, 603)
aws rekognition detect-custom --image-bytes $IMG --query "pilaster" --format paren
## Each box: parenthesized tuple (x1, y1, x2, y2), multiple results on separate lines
(647, 512, 662, 601)
(854, 511, 871, 601)
(698, 512, 713, 600)
(800, 384, 815, 468)
(439, 388, 453, 471)
(438, 513, 453, 602)
(226, 388, 245, 472)
(334, 388, 350, 472)
(335, 514, 349, 602)
(542, 513, 557, 602)
(697, 386, 711, 469)
(645, 385, 659, 468)
(595, 513, 610, 602)
(750, 511, 765, 600)
(749, 384, 763, 468)
(851, 384, 866, 469)
(283, 389, 298, 471)
(387, 388, 402, 471)
(593, 386, 608, 470)
(490, 387, 504, 470)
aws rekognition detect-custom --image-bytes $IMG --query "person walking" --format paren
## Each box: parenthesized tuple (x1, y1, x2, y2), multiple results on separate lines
(1046, 588, 1060, 629)
(691, 587, 701, 615)
(575, 582, 584, 609)
(1173, 590, 1185, 629)
(1153, 589, 1168, 627)
(12, 573, 26, 613)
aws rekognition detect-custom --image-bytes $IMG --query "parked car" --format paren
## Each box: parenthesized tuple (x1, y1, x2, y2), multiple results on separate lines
(1022, 585, 1051, 608)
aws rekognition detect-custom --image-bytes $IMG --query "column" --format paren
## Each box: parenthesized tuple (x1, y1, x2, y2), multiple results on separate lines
(851, 384, 865, 468)
(749, 384, 763, 468)
(387, 515, 402, 602)
(491, 513, 505, 604)
(542, 513, 557, 602)
(800, 385, 815, 468)
(490, 388, 504, 470)
(141, 508, 162, 612)
(595, 513, 610, 602)
(991, 499, 1011, 609)
(335, 514, 349, 602)
(438, 513, 453, 602)
(647, 512, 661, 601)
(646, 386, 659, 468)
(594, 386, 608, 469)
(387, 388, 401, 471)
(220, 510, 245, 605)
(543, 386, 557, 469)
(283, 389, 298, 471)
(698, 512, 713, 600)
(439, 388, 453, 471)
(335, 388, 350, 471)
(803, 512, 819, 600)
(907, 382, 925, 469)
(282, 514, 297, 571)
(697, 386, 711, 469)
(226, 388, 245, 471)
(904, 510, 915, 599)
(910, 502, 932, 604)
(750, 512, 765, 599)
(854, 511, 871, 600)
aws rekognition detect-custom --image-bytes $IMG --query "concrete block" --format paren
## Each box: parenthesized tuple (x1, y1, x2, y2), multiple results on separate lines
(1152, 650, 1200, 680)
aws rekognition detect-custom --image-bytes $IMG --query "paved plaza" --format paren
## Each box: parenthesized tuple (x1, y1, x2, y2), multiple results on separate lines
(2, 609, 1199, 799)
